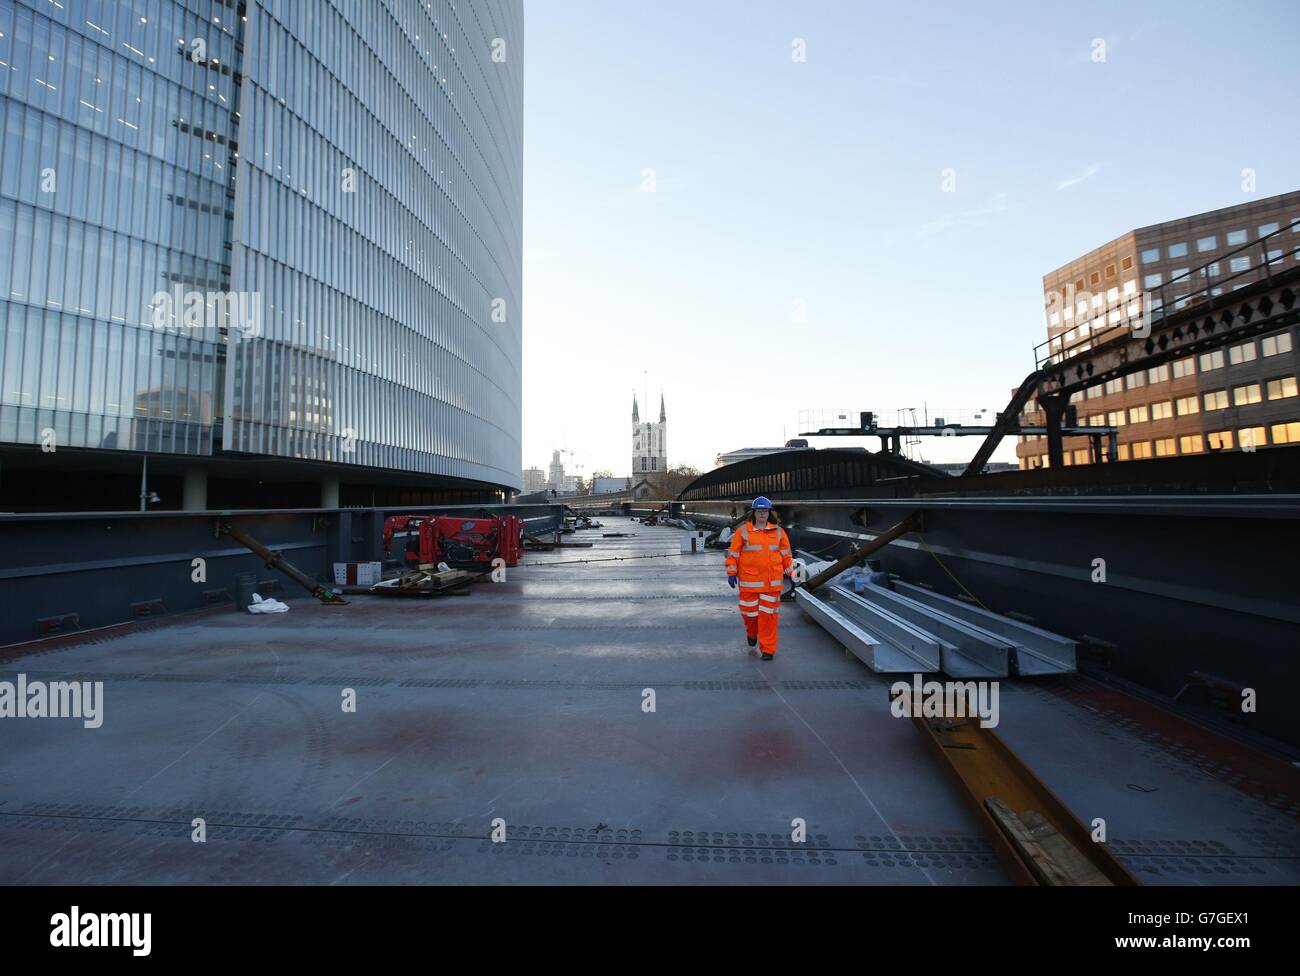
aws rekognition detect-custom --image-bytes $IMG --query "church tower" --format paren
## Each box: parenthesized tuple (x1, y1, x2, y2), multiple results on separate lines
(632, 391, 667, 479)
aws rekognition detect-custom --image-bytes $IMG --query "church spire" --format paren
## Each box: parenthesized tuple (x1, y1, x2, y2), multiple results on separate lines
(632, 391, 639, 423)
(659, 392, 666, 423)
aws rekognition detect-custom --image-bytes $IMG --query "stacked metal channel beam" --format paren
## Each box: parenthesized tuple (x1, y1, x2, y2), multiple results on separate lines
(793, 552, 1074, 678)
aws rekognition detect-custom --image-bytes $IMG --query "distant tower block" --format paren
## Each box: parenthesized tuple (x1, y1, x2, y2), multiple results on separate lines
(632, 391, 667, 478)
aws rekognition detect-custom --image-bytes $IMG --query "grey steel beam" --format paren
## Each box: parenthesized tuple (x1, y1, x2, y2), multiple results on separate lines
(845, 583, 1011, 677)
(824, 585, 956, 676)
(893, 581, 1076, 675)
(793, 587, 939, 672)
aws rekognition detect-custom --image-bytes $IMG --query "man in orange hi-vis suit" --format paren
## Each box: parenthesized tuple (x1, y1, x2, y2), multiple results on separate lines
(725, 496, 794, 660)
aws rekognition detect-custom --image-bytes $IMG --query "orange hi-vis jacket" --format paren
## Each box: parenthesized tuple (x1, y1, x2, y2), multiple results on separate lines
(725, 520, 794, 588)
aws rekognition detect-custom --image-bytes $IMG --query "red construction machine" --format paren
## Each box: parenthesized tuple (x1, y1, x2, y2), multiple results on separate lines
(382, 514, 523, 571)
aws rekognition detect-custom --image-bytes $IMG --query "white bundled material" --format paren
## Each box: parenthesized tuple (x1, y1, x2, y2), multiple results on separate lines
(798, 559, 870, 590)
(801, 560, 837, 578)
(247, 593, 289, 614)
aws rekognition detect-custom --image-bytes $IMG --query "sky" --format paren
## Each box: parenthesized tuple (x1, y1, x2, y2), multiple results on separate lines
(520, 0, 1300, 478)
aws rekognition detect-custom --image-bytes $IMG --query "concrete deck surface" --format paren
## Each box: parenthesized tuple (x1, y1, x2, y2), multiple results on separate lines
(0, 517, 1296, 884)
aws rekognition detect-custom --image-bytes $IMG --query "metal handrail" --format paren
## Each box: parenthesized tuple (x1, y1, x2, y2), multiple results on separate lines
(1033, 222, 1296, 370)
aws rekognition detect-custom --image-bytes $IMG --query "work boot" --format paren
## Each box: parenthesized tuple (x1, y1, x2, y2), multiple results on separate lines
(760, 652, 774, 661)
(747, 636, 757, 647)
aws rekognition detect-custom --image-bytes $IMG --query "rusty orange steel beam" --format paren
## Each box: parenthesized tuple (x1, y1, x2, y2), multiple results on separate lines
(909, 707, 1139, 886)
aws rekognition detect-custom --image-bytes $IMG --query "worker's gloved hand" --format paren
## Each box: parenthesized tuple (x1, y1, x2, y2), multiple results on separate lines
(727, 575, 737, 589)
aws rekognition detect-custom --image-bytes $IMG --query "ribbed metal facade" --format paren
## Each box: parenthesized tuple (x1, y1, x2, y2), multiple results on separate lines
(0, 0, 523, 491)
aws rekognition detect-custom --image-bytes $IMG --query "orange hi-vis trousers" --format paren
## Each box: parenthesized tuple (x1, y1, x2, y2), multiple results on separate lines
(738, 585, 784, 655)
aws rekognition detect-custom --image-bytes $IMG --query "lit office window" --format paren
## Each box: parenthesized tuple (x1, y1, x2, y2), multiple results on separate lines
(1117, 443, 1130, 460)
(1179, 434, 1203, 454)
(1239, 427, 1267, 450)
(1266, 377, 1298, 400)
(1148, 364, 1170, 383)
(1175, 396, 1199, 416)
(1199, 350, 1224, 371)
(1105, 377, 1124, 394)
(1131, 441, 1153, 459)
(1262, 333, 1293, 356)
(1203, 390, 1229, 411)
(1207, 431, 1233, 450)
(1228, 342, 1257, 365)
(1086, 385, 1103, 399)
(1196, 236, 1217, 252)
(1152, 400, 1173, 420)
(1234, 383, 1262, 405)
(1271, 422, 1300, 444)
(1154, 438, 1176, 457)
(1129, 405, 1149, 423)
(1126, 371, 1145, 389)
(1172, 357, 1195, 378)
(1108, 410, 1126, 427)
(1073, 449, 1089, 464)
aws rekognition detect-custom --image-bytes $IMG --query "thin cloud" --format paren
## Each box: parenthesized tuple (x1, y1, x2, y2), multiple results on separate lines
(1056, 164, 1099, 190)
(915, 193, 1013, 238)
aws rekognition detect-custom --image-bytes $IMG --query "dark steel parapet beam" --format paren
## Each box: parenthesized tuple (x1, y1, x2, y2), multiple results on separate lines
(0, 503, 567, 647)
(1040, 266, 1300, 398)
(965, 371, 1045, 477)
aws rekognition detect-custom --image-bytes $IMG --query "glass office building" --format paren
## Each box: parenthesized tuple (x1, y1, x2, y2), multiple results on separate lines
(0, 0, 523, 509)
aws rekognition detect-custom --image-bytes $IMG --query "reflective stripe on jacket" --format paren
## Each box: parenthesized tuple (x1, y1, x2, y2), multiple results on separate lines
(725, 520, 793, 587)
